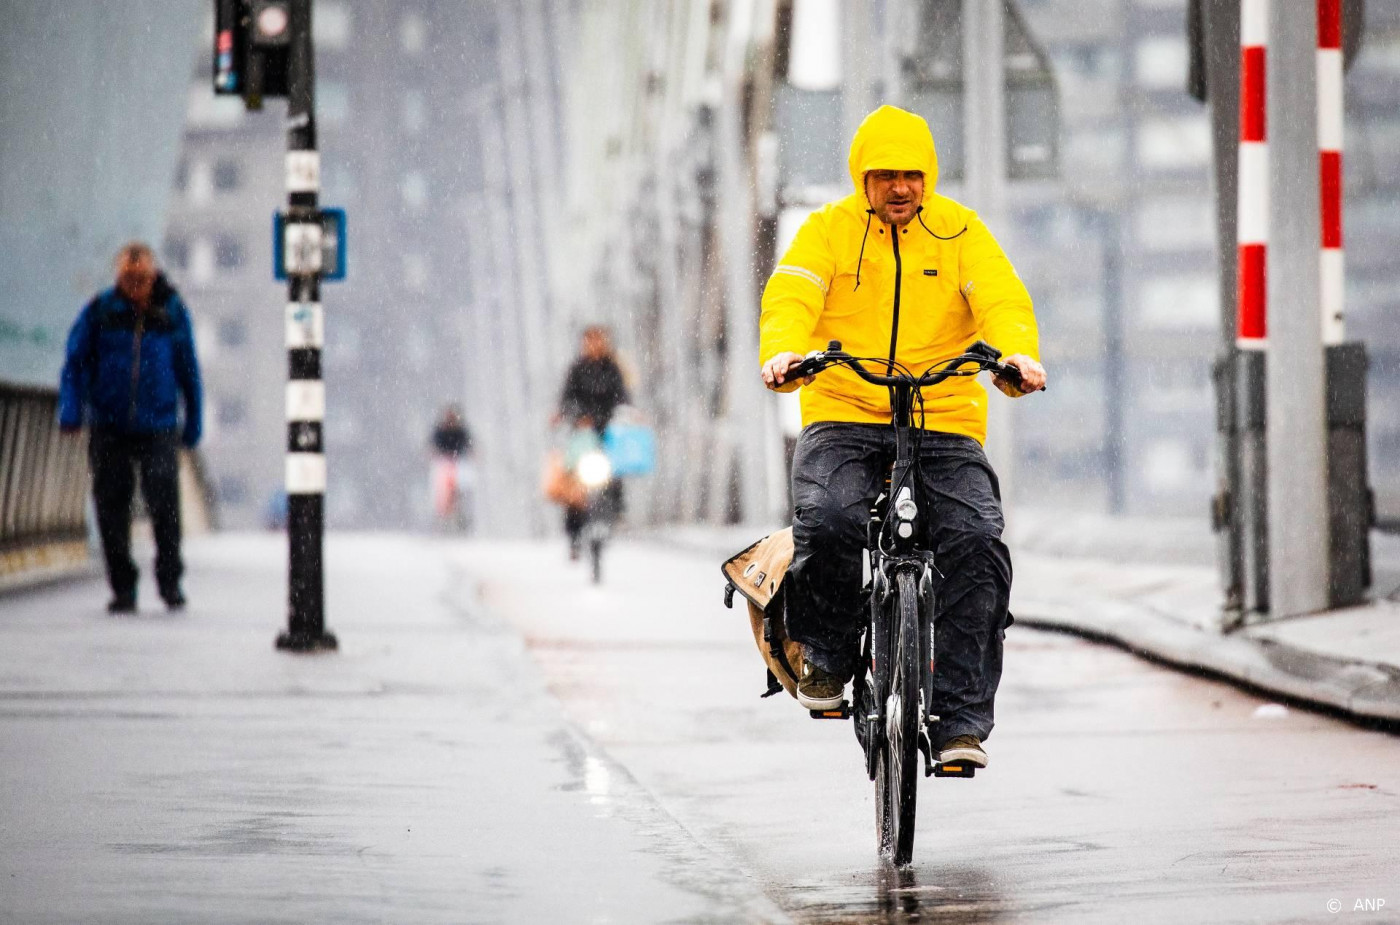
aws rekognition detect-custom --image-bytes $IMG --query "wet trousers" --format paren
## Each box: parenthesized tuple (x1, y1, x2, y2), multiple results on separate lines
(787, 423, 1013, 743)
(90, 429, 183, 600)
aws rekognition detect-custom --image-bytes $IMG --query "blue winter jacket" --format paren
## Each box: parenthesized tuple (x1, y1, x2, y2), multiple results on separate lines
(58, 275, 203, 446)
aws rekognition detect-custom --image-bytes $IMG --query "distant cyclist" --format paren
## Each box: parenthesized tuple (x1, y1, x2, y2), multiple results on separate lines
(760, 106, 1046, 770)
(555, 325, 629, 436)
(429, 404, 474, 531)
(553, 325, 630, 556)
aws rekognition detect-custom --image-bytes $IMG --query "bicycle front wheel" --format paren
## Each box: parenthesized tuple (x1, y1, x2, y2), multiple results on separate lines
(879, 568, 922, 865)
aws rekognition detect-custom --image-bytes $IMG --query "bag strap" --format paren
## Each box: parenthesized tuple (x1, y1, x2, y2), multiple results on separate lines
(765, 588, 800, 685)
(760, 669, 784, 698)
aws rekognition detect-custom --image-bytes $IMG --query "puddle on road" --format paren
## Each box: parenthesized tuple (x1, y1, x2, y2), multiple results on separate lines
(550, 729, 614, 814)
(787, 865, 1051, 924)
(584, 754, 612, 806)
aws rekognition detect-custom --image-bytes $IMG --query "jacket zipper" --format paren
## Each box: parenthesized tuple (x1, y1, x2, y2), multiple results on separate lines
(887, 226, 902, 374)
(128, 312, 145, 426)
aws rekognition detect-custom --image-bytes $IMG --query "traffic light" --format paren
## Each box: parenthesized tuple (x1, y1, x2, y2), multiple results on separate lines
(213, 0, 292, 110)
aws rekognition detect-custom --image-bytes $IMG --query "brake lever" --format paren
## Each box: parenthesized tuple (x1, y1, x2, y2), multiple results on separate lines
(966, 340, 1002, 363)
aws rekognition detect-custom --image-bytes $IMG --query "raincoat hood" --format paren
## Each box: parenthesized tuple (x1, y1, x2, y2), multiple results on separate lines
(847, 105, 939, 205)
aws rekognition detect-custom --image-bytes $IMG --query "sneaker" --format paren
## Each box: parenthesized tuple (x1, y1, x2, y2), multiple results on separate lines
(796, 663, 845, 711)
(938, 734, 988, 768)
(107, 595, 137, 615)
(161, 588, 187, 611)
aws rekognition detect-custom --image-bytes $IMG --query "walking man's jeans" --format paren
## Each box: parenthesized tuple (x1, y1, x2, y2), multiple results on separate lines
(89, 429, 183, 601)
(787, 422, 1013, 744)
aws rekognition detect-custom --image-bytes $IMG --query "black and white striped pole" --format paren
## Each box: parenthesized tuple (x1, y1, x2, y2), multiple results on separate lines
(276, 0, 335, 651)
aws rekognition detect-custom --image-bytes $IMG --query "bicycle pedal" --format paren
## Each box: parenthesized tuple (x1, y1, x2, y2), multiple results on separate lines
(932, 762, 977, 778)
(809, 702, 851, 719)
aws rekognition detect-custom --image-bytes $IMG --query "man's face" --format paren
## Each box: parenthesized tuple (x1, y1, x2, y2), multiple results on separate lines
(865, 170, 924, 226)
(115, 254, 157, 306)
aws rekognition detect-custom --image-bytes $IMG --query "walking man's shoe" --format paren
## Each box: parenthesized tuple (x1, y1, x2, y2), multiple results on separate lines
(796, 663, 846, 711)
(161, 588, 186, 611)
(107, 595, 136, 615)
(938, 734, 988, 768)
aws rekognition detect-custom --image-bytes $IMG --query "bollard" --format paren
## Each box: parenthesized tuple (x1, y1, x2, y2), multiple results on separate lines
(1236, 350, 1269, 617)
(1212, 351, 1244, 615)
(1326, 342, 1372, 608)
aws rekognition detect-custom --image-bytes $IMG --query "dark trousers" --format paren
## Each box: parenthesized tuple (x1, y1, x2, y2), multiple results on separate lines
(89, 429, 183, 600)
(788, 423, 1013, 743)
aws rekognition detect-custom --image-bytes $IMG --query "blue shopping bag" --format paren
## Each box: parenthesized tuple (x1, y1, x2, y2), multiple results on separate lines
(603, 421, 656, 477)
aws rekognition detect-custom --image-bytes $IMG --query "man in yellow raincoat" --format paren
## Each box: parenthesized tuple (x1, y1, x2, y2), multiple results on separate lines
(759, 105, 1046, 769)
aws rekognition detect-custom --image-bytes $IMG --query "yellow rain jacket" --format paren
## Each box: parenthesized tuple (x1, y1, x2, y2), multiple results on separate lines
(759, 105, 1039, 445)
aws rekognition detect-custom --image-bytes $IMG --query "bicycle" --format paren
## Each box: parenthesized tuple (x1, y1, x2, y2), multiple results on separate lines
(558, 425, 620, 584)
(574, 445, 618, 584)
(783, 338, 1038, 866)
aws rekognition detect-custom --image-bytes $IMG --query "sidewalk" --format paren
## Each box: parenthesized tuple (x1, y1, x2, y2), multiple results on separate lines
(665, 510, 1400, 726)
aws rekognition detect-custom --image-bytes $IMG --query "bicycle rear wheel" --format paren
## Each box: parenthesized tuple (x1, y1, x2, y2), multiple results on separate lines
(880, 569, 921, 865)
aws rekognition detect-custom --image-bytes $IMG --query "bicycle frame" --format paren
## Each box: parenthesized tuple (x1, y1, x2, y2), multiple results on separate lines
(859, 377, 935, 772)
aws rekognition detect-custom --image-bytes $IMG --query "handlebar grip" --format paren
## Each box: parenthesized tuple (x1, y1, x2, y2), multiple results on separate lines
(993, 362, 1046, 393)
(783, 344, 845, 384)
(785, 359, 823, 382)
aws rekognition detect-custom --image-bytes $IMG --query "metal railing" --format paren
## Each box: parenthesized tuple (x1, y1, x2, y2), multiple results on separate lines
(0, 381, 88, 556)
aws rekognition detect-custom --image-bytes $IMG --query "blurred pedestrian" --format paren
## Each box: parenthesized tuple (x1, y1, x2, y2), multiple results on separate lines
(552, 325, 629, 556)
(58, 242, 203, 613)
(429, 404, 474, 531)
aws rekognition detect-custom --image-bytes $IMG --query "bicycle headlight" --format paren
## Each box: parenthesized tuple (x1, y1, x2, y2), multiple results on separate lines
(894, 487, 918, 522)
(577, 451, 612, 488)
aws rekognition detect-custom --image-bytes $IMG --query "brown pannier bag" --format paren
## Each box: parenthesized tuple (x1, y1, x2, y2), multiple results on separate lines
(721, 527, 805, 699)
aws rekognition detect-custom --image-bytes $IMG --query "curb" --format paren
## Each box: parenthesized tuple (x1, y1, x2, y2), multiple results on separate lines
(1013, 602, 1400, 729)
(0, 558, 102, 597)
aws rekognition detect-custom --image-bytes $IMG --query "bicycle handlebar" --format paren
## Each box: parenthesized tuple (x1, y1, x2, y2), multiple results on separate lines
(785, 340, 1039, 392)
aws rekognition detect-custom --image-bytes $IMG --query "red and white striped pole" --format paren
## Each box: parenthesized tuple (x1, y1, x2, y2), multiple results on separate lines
(1237, 0, 1268, 349)
(1318, 0, 1345, 345)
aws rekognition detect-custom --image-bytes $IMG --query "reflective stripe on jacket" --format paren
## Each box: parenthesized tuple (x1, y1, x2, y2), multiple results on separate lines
(759, 105, 1039, 444)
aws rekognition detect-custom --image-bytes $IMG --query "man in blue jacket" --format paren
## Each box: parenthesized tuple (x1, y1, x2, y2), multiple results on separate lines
(59, 243, 203, 613)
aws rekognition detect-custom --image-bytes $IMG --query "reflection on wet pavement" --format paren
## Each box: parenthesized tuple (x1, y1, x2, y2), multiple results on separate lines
(791, 866, 1018, 924)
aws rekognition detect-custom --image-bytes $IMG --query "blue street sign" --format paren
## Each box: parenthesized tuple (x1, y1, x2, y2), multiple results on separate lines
(273, 208, 347, 281)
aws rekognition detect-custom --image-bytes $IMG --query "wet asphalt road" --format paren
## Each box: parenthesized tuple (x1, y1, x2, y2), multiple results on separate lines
(2, 533, 1397, 924)
(0, 537, 780, 924)
(463, 539, 1400, 925)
